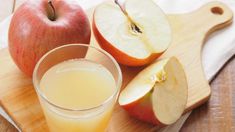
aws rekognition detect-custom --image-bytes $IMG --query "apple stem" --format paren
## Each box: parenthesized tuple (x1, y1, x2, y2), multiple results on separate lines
(114, 0, 142, 34)
(115, 0, 128, 16)
(48, 0, 56, 21)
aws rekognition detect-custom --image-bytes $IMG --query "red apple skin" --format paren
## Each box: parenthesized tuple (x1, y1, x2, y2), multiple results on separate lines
(92, 15, 162, 67)
(120, 92, 164, 126)
(9, 0, 91, 77)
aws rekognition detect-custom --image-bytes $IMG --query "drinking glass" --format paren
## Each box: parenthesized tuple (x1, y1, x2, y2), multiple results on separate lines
(33, 44, 122, 132)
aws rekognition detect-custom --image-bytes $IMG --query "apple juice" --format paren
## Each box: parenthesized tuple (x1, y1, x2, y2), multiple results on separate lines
(39, 59, 116, 132)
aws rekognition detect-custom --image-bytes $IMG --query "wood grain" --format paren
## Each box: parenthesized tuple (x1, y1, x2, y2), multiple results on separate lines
(0, 0, 14, 21)
(0, 0, 235, 131)
(0, 0, 17, 131)
(0, 2, 233, 131)
(0, 57, 234, 132)
(0, 115, 17, 132)
(161, 2, 232, 111)
(181, 56, 235, 132)
(0, 55, 233, 132)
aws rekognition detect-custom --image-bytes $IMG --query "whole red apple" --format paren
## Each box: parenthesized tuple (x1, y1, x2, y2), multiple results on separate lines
(8, 0, 91, 77)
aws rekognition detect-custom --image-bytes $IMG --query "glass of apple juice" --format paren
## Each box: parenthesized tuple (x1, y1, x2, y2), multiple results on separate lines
(32, 44, 122, 132)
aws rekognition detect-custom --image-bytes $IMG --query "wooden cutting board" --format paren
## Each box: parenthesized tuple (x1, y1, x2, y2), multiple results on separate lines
(0, 1, 233, 132)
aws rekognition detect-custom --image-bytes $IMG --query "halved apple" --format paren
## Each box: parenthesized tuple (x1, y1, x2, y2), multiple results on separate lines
(119, 57, 188, 125)
(93, 0, 172, 66)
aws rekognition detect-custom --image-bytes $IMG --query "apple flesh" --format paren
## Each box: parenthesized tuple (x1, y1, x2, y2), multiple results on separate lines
(119, 57, 188, 125)
(93, 0, 172, 66)
(8, 0, 91, 77)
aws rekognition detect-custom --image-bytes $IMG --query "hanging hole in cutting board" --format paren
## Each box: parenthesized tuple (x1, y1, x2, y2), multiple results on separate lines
(211, 7, 224, 15)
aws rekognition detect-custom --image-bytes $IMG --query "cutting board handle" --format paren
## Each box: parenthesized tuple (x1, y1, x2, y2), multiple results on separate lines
(164, 1, 233, 111)
(195, 1, 233, 34)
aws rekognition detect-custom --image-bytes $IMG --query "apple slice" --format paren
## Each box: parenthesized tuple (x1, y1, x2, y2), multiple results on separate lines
(119, 57, 188, 125)
(93, 0, 172, 66)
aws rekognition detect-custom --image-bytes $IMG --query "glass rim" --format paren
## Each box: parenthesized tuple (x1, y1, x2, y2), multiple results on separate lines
(32, 44, 122, 112)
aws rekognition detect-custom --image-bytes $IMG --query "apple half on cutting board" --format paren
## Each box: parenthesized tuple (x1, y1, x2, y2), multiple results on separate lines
(93, 0, 172, 66)
(119, 57, 188, 125)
